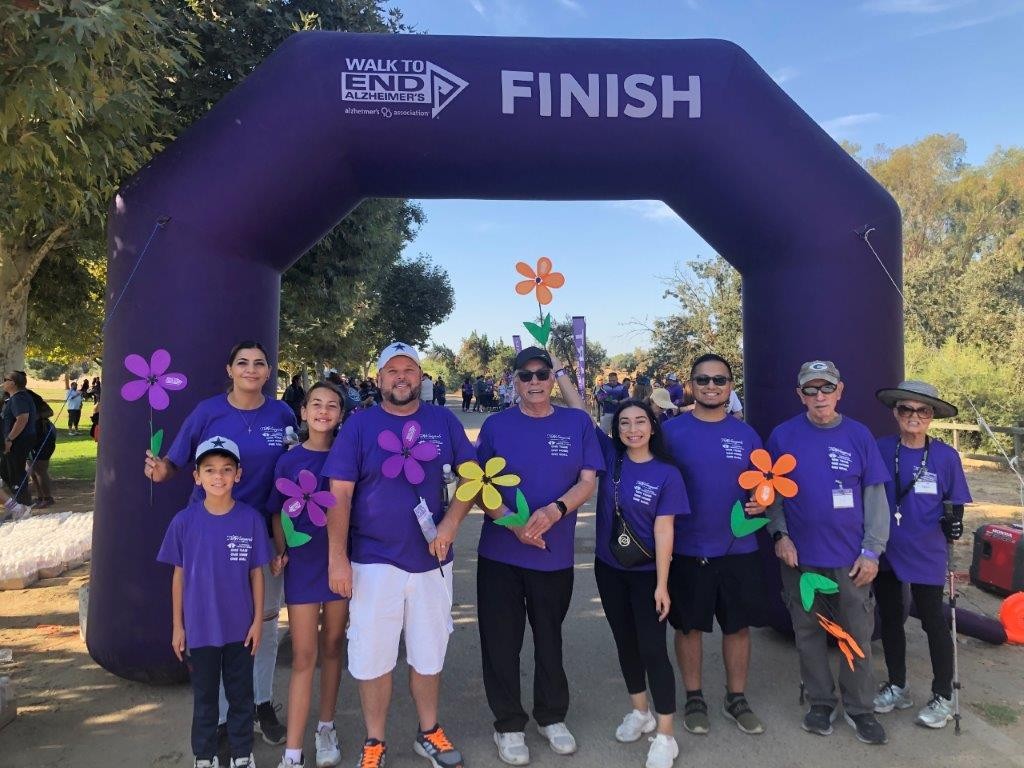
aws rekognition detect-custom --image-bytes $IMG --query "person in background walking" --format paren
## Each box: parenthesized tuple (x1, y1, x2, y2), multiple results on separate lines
(91, 376, 102, 403)
(27, 389, 56, 509)
(461, 377, 473, 412)
(65, 381, 83, 435)
(2, 371, 37, 506)
(282, 375, 305, 424)
(434, 377, 447, 407)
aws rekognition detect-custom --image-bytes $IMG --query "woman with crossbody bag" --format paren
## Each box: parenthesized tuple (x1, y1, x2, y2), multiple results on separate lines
(557, 366, 690, 768)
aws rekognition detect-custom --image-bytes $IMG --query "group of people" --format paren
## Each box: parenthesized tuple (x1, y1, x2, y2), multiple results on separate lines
(145, 339, 970, 768)
(1, 370, 57, 518)
(460, 373, 517, 413)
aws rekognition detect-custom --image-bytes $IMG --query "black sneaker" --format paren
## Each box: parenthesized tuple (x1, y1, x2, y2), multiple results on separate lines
(414, 724, 464, 768)
(801, 705, 838, 736)
(255, 700, 287, 745)
(357, 739, 387, 768)
(844, 712, 888, 745)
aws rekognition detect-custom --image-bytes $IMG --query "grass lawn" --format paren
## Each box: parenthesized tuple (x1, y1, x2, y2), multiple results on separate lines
(30, 383, 98, 481)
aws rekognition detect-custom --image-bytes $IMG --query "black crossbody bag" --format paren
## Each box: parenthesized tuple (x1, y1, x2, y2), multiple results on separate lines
(610, 453, 655, 568)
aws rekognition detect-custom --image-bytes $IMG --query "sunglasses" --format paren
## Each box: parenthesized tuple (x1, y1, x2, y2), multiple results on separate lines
(896, 404, 934, 419)
(692, 375, 731, 386)
(801, 383, 838, 396)
(516, 369, 551, 382)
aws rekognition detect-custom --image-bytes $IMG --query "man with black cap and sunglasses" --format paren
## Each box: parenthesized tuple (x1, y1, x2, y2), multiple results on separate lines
(872, 380, 971, 729)
(765, 360, 891, 745)
(471, 346, 602, 765)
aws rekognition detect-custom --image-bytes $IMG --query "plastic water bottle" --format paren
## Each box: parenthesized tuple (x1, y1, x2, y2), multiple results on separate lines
(284, 426, 299, 446)
(413, 497, 437, 543)
(441, 464, 457, 514)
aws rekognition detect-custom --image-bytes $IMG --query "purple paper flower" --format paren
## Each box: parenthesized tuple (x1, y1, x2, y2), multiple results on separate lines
(121, 349, 188, 411)
(275, 469, 335, 527)
(378, 420, 439, 485)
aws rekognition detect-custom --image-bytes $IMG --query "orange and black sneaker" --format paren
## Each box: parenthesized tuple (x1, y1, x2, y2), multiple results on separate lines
(413, 724, 464, 768)
(357, 738, 387, 768)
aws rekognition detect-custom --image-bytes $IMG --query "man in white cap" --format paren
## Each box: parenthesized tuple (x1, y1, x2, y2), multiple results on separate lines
(766, 360, 891, 745)
(322, 343, 477, 768)
(872, 380, 971, 729)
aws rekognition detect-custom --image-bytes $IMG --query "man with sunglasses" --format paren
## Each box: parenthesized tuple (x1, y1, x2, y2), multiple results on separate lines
(872, 380, 970, 729)
(765, 360, 891, 745)
(472, 347, 602, 765)
(662, 354, 768, 737)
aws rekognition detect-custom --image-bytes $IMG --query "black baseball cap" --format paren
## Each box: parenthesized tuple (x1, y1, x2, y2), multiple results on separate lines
(514, 347, 553, 370)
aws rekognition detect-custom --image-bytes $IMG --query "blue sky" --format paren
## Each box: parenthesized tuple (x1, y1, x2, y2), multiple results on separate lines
(397, 0, 1023, 355)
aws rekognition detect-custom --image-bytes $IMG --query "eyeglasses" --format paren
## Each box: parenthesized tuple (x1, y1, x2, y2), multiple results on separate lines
(692, 375, 731, 386)
(516, 369, 551, 382)
(801, 383, 838, 396)
(896, 404, 934, 419)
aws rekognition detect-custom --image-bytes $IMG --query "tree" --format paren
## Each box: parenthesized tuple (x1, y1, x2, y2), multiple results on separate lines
(548, 316, 608, 394)
(1, 0, 192, 370)
(363, 255, 455, 359)
(455, 332, 494, 377)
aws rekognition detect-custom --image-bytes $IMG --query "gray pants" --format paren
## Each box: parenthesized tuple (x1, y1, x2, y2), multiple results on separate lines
(780, 564, 876, 716)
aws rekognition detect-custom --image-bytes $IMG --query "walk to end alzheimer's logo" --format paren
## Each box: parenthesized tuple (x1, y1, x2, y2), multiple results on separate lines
(341, 57, 467, 119)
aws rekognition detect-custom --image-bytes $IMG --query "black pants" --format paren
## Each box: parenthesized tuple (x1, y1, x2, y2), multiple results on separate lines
(462, 393, 472, 410)
(188, 642, 254, 760)
(68, 409, 81, 430)
(1, 438, 32, 504)
(875, 568, 953, 699)
(594, 558, 676, 715)
(477, 556, 574, 732)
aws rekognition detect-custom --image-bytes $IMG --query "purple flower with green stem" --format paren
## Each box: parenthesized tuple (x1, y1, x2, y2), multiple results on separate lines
(378, 420, 439, 485)
(275, 469, 335, 527)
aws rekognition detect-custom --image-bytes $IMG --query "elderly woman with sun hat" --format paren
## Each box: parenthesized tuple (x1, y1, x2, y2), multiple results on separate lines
(872, 380, 972, 730)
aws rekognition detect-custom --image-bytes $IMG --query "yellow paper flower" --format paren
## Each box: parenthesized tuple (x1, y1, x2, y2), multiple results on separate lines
(455, 457, 521, 510)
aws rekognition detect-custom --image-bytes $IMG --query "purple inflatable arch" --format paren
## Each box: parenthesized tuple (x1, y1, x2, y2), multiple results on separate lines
(91, 32, 902, 682)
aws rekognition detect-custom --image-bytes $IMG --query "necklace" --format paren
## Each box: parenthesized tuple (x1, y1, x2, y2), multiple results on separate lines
(229, 395, 264, 436)
(893, 435, 930, 527)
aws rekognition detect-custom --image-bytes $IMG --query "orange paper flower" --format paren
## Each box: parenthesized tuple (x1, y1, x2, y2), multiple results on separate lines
(738, 449, 798, 507)
(816, 613, 865, 671)
(515, 257, 565, 306)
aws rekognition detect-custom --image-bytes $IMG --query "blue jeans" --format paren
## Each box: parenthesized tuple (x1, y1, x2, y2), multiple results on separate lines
(189, 642, 253, 760)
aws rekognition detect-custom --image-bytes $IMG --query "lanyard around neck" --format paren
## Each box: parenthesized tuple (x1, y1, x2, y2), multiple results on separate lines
(894, 435, 930, 510)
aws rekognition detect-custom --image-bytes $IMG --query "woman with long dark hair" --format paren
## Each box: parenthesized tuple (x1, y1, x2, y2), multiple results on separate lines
(145, 341, 298, 748)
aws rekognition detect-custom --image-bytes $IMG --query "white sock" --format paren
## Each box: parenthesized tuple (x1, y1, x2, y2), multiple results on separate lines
(284, 748, 302, 763)
(317, 721, 334, 732)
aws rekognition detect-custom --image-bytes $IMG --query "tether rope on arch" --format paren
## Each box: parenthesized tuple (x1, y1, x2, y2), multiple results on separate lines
(102, 216, 170, 333)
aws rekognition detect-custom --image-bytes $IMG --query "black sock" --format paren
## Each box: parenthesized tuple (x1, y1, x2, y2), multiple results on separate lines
(726, 691, 745, 702)
(686, 689, 703, 700)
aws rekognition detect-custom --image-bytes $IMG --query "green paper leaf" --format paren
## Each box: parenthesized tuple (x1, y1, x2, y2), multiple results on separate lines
(150, 428, 164, 456)
(799, 572, 839, 612)
(495, 488, 531, 528)
(523, 313, 552, 346)
(281, 512, 312, 547)
(730, 500, 770, 538)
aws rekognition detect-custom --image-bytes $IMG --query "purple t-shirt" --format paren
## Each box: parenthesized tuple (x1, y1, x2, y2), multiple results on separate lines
(598, 383, 630, 414)
(476, 406, 604, 571)
(877, 435, 972, 586)
(594, 429, 688, 571)
(266, 445, 342, 605)
(767, 414, 890, 568)
(165, 394, 297, 512)
(156, 500, 273, 648)
(664, 412, 764, 557)
(666, 382, 684, 406)
(321, 403, 475, 574)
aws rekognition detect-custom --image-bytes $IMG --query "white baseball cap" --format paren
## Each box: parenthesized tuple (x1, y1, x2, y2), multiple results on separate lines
(195, 435, 241, 464)
(377, 342, 421, 371)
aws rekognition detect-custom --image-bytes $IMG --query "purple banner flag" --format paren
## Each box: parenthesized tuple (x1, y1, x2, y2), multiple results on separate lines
(572, 316, 586, 398)
(512, 335, 523, 354)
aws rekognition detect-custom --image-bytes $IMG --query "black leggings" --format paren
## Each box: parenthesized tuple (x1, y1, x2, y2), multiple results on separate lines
(68, 409, 82, 430)
(874, 568, 953, 699)
(594, 558, 676, 715)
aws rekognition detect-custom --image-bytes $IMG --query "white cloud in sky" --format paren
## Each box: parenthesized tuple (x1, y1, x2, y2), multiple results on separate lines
(771, 66, 799, 85)
(610, 201, 680, 222)
(556, 0, 585, 13)
(467, 0, 486, 16)
(913, 4, 1024, 35)
(860, 0, 965, 13)
(820, 112, 883, 137)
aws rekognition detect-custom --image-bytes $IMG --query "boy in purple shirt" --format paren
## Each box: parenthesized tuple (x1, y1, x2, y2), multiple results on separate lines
(157, 436, 272, 768)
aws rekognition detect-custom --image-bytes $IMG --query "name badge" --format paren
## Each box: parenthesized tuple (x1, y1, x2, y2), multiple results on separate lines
(914, 480, 938, 495)
(832, 487, 854, 509)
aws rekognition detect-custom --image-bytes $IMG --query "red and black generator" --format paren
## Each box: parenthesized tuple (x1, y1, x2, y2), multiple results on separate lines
(970, 523, 1024, 595)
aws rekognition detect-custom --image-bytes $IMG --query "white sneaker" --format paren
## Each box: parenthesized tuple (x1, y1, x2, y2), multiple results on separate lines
(230, 755, 256, 768)
(615, 709, 657, 743)
(645, 734, 679, 768)
(916, 694, 954, 729)
(873, 682, 913, 713)
(315, 725, 341, 767)
(276, 756, 304, 768)
(195, 759, 219, 768)
(537, 722, 577, 755)
(494, 731, 530, 765)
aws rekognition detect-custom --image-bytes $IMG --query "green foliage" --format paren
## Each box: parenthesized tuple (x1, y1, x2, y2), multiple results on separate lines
(547, 316, 608, 393)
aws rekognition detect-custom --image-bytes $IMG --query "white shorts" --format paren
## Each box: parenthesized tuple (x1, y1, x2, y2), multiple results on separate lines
(347, 561, 454, 680)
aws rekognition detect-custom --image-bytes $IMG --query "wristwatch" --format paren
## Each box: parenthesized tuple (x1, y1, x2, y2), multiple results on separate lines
(554, 499, 568, 518)
(772, 530, 788, 543)
(554, 368, 569, 379)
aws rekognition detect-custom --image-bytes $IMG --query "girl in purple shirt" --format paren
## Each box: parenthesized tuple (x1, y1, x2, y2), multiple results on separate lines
(267, 382, 348, 768)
